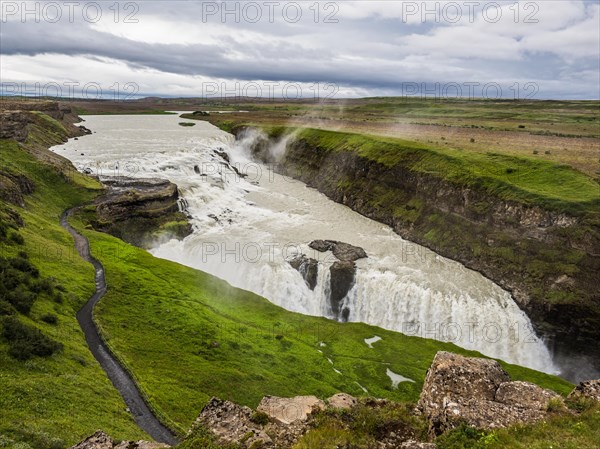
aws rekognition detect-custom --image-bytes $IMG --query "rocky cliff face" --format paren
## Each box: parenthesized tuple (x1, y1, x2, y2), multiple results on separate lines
(91, 177, 192, 248)
(230, 126, 600, 381)
(0, 101, 191, 249)
(0, 169, 35, 207)
(1, 100, 90, 142)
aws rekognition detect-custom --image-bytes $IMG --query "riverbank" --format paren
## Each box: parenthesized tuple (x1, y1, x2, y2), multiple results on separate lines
(61, 207, 178, 444)
(0, 101, 575, 448)
(196, 118, 600, 382)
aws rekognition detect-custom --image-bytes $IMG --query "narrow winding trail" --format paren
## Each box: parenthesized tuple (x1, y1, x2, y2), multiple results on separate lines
(61, 208, 178, 445)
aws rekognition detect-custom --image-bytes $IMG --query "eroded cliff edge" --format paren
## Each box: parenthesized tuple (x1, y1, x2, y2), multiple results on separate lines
(221, 124, 600, 381)
(0, 100, 191, 248)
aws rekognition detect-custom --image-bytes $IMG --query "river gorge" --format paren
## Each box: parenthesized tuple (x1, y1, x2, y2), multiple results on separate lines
(53, 113, 559, 376)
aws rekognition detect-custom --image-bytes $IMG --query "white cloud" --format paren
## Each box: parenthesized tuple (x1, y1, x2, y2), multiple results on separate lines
(1, 0, 598, 99)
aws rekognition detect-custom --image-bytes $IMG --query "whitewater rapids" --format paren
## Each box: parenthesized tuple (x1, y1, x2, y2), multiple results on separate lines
(55, 114, 558, 374)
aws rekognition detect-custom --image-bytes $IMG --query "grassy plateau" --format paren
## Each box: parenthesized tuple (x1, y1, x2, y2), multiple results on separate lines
(0, 101, 598, 449)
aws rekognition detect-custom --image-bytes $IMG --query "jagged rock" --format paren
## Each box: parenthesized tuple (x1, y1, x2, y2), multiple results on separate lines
(307, 240, 366, 318)
(309, 239, 367, 262)
(329, 260, 355, 318)
(400, 441, 437, 449)
(330, 241, 367, 262)
(257, 395, 325, 425)
(568, 379, 600, 403)
(69, 432, 113, 449)
(495, 381, 562, 410)
(194, 397, 272, 448)
(419, 351, 510, 405)
(327, 393, 357, 409)
(0, 170, 35, 207)
(68, 431, 168, 449)
(288, 254, 319, 290)
(92, 177, 191, 247)
(439, 398, 550, 432)
(309, 239, 335, 252)
(215, 149, 230, 163)
(418, 352, 560, 436)
(114, 441, 169, 449)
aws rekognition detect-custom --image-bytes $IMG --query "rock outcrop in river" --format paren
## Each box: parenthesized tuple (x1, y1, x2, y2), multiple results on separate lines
(289, 240, 367, 320)
(91, 177, 192, 248)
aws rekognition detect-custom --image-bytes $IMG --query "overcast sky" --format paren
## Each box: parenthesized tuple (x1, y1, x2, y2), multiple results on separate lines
(1, 1, 599, 100)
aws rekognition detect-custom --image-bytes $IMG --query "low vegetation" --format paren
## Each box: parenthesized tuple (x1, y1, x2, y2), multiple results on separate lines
(1, 104, 597, 448)
(435, 400, 600, 449)
(289, 127, 599, 215)
(0, 135, 147, 447)
(294, 401, 428, 448)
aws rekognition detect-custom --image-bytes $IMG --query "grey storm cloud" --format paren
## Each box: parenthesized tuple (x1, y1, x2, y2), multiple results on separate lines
(0, 19, 451, 89)
(1, 0, 599, 98)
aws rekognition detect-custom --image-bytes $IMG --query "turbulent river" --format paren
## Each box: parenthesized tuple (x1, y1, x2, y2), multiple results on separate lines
(55, 114, 558, 374)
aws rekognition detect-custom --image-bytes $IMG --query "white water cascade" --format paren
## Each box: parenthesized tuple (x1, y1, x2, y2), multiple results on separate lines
(55, 114, 558, 374)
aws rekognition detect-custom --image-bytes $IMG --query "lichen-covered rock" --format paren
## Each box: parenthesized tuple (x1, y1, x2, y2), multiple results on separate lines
(113, 441, 169, 449)
(418, 351, 510, 408)
(400, 441, 437, 449)
(69, 432, 113, 449)
(68, 432, 168, 449)
(418, 352, 561, 436)
(568, 379, 600, 403)
(327, 393, 358, 409)
(257, 395, 325, 425)
(194, 397, 272, 448)
(495, 381, 562, 410)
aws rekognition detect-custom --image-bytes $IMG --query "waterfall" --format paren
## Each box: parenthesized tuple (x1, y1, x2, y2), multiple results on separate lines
(55, 114, 559, 375)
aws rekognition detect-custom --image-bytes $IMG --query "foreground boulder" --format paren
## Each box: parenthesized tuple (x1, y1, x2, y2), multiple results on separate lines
(69, 431, 169, 449)
(257, 395, 325, 425)
(418, 352, 563, 436)
(195, 396, 325, 448)
(194, 397, 272, 448)
(327, 392, 358, 409)
(568, 379, 600, 403)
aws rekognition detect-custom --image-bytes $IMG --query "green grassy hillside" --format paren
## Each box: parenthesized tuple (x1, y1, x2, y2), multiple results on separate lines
(0, 109, 585, 448)
(73, 219, 572, 434)
(0, 138, 148, 448)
